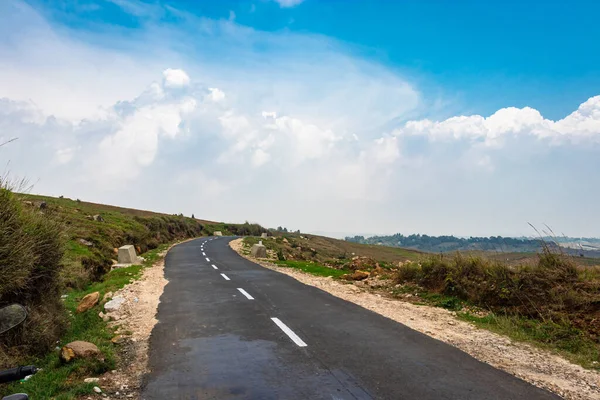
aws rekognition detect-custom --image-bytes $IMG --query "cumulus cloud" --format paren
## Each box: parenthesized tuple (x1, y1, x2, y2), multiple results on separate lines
(163, 69, 191, 88)
(395, 96, 600, 146)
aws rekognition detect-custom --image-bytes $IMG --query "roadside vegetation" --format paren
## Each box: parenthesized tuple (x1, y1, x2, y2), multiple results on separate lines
(395, 250, 600, 368)
(243, 233, 600, 370)
(1, 245, 168, 399)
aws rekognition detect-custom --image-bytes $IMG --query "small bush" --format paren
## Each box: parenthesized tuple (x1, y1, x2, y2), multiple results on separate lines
(396, 249, 600, 343)
(0, 188, 66, 367)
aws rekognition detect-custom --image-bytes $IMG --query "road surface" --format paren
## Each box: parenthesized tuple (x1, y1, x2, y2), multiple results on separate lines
(142, 237, 560, 399)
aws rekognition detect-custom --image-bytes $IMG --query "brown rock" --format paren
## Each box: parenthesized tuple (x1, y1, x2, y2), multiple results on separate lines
(60, 341, 103, 363)
(345, 270, 370, 281)
(76, 292, 100, 313)
(113, 247, 119, 255)
(135, 246, 142, 255)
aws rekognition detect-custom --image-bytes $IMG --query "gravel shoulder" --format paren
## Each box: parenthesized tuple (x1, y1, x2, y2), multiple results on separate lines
(230, 238, 600, 400)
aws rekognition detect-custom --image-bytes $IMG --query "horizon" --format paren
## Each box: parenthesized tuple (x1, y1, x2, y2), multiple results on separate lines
(1, 0, 599, 237)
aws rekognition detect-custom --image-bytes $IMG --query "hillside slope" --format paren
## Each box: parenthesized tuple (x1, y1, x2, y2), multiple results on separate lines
(19, 194, 267, 289)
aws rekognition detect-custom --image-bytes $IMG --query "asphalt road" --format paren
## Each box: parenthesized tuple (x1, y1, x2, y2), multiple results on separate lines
(142, 237, 560, 400)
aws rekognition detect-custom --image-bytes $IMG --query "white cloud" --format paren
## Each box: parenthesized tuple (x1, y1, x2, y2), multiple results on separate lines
(251, 148, 271, 167)
(163, 69, 191, 88)
(395, 96, 600, 146)
(273, 0, 306, 8)
(208, 88, 225, 102)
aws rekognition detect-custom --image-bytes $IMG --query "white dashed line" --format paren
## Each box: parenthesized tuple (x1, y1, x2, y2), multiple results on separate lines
(206, 257, 210, 262)
(271, 318, 307, 347)
(237, 288, 254, 300)
(220, 273, 230, 281)
(202, 252, 206, 256)
(212, 264, 218, 270)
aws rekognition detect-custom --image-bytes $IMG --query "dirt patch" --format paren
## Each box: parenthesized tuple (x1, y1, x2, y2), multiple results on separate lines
(230, 238, 600, 400)
(85, 245, 175, 399)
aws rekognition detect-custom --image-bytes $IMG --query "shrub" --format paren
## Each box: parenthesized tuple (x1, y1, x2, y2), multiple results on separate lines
(396, 249, 600, 341)
(0, 188, 66, 367)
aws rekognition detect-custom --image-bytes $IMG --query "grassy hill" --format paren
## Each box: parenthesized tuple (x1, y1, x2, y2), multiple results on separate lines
(18, 194, 265, 289)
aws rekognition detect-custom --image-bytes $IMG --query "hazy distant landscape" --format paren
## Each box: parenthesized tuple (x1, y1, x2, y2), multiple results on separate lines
(345, 233, 600, 258)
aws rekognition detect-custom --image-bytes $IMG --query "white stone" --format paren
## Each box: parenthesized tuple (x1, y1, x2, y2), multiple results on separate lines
(261, 233, 268, 238)
(118, 245, 137, 264)
(104, 296, 126, 312)
(84, 378, 100, 383)
(214, 231, 223, 236)
(93, 386, 102, 393)
(250, 243, 267, 258)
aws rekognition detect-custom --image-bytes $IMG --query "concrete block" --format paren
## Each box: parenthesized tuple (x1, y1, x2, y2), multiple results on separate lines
(118, 245, 137, 264)
(251, 242, 267, 258)
(261, 233, 268, 238)
(214, 231, 223, 236)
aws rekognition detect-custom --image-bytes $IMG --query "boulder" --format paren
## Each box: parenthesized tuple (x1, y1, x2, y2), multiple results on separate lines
(34, 201, 47, 209)
(250, 241, 267, 258)
(118, 245, 138, 264)
(344, 270, 370, 281)
(214, 231, 223, 236)
(60, 341, 103, 363)
(76, 292, 100, 313)
(104, 296, 126, 312)
(92, 214, 104, 222)
(98, 312, 110, 322)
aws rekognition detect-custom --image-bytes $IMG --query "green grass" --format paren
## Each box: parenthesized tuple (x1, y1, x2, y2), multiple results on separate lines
(458, 312, 600, 370)
(391, 284, 465, 311)
(273, 260, 350, 278)
(1, 244, 171, 399)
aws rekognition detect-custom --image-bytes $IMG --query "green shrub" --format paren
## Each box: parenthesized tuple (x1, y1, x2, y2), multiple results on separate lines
(0, 188, 66, 367)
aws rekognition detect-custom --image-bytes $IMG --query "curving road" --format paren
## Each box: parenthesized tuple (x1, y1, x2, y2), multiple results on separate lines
(141, 237, 560, 400)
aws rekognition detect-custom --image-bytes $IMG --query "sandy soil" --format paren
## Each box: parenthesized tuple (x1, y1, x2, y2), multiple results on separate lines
(85, 244, 175, 400)
(230, 238, 600, 400)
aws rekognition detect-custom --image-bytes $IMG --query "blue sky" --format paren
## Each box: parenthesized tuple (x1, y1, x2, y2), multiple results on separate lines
(1, 0, 599, 237)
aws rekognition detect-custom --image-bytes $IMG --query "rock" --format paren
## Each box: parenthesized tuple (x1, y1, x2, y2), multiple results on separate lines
(84, 377, 100, 383)
(102, 292, 113, 303)
(113, 247, 119, 255)
(135, 245, 142, 255)
(261, 233, 268, 238)
(282, 238, 289, 243)
(98, 312, 110, 322)
(250, 242, 267, 258)
(76, 292, 100, 313)
(92, 214, 104, 222)
(34, 201, 47, 209)
(214, 231, 223, 236)
(111, 335, 126, 344)
(93, 386, 102, 393)
(60, 341, 103, 363)
(104, 296, 126, 312)
(118, 245, 139, 264)
(345, 270, 370, 281)
(447, 321, 456, 326)
(78, 238, 94, 246)
(23, 200, 34, 206)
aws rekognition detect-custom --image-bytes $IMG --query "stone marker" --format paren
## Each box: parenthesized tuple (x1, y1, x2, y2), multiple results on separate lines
(250, 240, 267, 258)
(214, 231, 223, 236)
(261, 233, 268, 238)
(118, 245, 138, 264)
